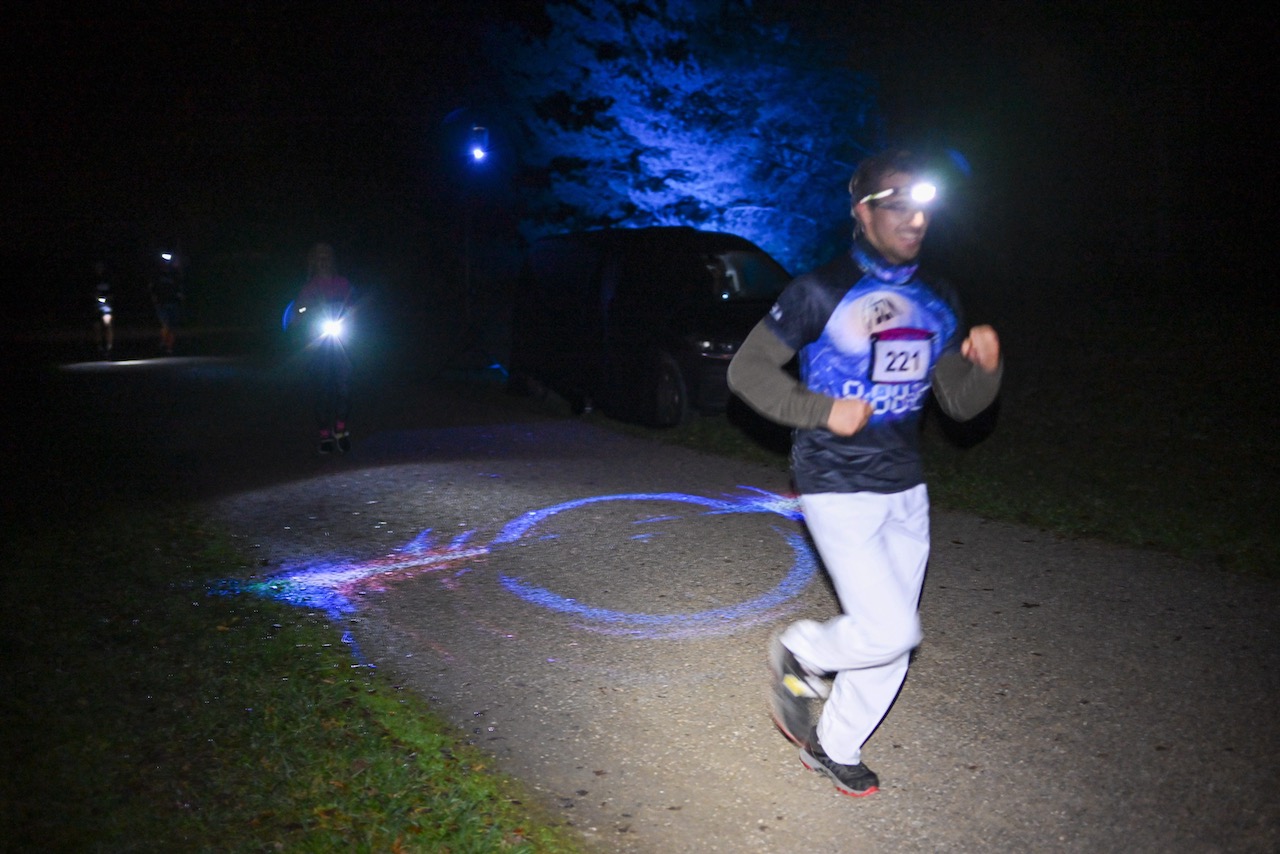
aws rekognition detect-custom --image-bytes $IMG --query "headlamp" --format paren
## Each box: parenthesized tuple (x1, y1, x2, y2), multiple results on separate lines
(857, 181, 938, 208)
(321, 318, 345, 339)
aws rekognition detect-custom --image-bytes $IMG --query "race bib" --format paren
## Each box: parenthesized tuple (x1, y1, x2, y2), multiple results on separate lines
(870, 328, 933, 384)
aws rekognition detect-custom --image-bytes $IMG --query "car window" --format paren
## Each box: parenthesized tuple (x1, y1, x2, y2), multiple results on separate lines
(705, 250, 790, 301)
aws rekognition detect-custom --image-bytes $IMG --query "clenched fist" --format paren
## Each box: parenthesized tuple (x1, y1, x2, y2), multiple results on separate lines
(961, 325, 1001, 373)
(826, 397, 873, 437)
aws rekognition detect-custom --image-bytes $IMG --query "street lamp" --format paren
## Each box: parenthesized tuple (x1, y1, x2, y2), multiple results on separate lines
(468, 125, 489, 163)
(438, 111, 506, 376)
(463, 126, 490, 325)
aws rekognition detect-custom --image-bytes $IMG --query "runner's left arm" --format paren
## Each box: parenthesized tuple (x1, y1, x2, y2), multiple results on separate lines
(932, 326, 1003, 421)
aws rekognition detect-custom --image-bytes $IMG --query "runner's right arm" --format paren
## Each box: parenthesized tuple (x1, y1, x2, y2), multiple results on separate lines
(727, 320, 833, 429)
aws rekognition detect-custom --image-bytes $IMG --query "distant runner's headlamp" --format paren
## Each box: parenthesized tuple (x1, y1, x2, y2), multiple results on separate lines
(857, 181, 938, 207)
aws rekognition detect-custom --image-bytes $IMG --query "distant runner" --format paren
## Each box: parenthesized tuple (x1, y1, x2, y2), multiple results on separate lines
(149, 251, 185, 354)
(289, 242, 356, 454)
(93, 261, 113, 358)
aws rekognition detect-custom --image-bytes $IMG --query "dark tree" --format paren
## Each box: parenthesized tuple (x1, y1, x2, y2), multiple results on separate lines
(485, 0, 882, 273)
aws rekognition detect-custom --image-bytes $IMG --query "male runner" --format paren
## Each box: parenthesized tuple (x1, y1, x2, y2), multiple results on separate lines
(728, 149, 1002, 796)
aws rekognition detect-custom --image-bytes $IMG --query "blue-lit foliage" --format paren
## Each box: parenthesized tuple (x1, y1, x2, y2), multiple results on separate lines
(486, 0, 882, 273)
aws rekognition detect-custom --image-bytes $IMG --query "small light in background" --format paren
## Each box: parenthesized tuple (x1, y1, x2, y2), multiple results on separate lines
(469, 125, 489, 162)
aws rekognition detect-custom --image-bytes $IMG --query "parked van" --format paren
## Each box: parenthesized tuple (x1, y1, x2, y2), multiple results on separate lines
(508, 227, 791, 426)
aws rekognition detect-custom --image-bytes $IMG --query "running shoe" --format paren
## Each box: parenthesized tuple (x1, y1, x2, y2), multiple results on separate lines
(769, 635, 831, 700)
(799, 732, 879, 798)
(768, 635, 827, 747)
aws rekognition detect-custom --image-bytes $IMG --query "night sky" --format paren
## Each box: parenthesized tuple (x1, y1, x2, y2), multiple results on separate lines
(1, 2, 1267, 325)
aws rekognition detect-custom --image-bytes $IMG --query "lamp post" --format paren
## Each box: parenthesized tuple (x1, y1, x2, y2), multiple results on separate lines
(469, 125, 489, 164)
(463, 125, 489, 326)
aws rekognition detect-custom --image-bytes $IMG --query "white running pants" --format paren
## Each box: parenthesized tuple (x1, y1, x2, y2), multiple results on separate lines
(781, 485, 931, 765)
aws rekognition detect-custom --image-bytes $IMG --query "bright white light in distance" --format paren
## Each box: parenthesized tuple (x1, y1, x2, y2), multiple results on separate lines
(321, 318, 344, 338)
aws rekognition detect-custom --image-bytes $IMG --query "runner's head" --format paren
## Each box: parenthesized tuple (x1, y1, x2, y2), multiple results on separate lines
(307, 243, 336, 279)
(849, 150, 935, 265)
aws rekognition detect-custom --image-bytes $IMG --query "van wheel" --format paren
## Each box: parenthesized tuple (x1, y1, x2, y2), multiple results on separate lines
(650, 353, 690, 427)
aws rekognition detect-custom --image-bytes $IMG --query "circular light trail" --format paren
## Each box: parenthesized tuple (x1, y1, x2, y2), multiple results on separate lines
(226, 488, 813, 640)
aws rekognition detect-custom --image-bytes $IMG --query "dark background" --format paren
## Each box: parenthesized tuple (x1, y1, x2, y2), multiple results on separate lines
(1, 2, 1269, 337)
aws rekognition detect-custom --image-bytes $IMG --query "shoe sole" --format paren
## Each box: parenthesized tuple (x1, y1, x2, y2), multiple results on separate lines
(798, 748, 879, 798)
(769, 681, 814, 748)
(768, 637, 830, 700)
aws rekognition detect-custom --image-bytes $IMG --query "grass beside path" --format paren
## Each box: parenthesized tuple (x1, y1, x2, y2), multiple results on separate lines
(1, 503, 584, 853)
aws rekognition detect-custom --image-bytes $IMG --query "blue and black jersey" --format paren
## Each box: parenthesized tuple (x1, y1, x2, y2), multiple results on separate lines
(764, 239, 963, 494)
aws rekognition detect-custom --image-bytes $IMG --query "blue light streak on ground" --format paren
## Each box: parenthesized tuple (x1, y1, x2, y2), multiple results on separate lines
(490, 490, 802, 546)
(232, 542, 490, 620)
(226, 488, 811, 639)
(499, 529, 815, 639)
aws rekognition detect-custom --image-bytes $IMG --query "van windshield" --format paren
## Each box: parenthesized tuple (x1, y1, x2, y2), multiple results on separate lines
(705, 250, 790, 302)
